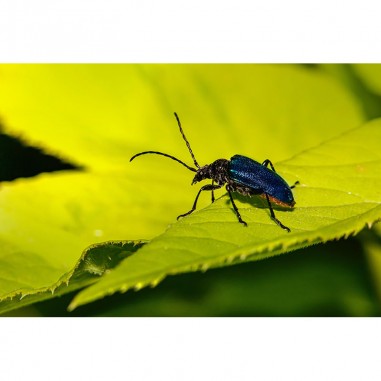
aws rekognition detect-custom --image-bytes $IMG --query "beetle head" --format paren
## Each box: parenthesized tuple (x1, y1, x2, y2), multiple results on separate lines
(192, 165, 211, 184)
(192, 159, 230, 185)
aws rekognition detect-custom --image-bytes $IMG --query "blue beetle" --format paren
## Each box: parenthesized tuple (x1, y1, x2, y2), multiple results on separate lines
(130, 113, 298, 232)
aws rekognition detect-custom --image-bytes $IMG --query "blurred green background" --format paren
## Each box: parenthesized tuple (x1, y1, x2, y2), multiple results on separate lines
(1, 64, 381, 316)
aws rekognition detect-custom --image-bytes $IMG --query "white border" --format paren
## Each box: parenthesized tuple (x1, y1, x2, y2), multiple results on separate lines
(1, 318, 380, 381)
(0, 0, 381, 62)
(1, 1, 381, 379)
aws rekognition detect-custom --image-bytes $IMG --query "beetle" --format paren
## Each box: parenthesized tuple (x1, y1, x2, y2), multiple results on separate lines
(130, 113, 298, 232)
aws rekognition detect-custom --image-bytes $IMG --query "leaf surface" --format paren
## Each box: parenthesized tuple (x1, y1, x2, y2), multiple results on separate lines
(0, 240, 144, 314)
(69, 119, 381, 310)
(0, 64, 366, 313)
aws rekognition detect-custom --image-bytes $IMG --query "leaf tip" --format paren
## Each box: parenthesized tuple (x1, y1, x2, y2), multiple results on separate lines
(67, 301, 76, 312)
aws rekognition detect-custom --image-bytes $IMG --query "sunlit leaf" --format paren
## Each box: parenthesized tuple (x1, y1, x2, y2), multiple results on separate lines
(0, 64, 365, 314)
(69, 119, 381, 310)
(0, 240, 144, 314)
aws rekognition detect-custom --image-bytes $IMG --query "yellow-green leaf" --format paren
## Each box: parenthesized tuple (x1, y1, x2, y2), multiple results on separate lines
(69, 119, 381, 310)
(0, 64, 366, 314)
(0, 240, 144, 314)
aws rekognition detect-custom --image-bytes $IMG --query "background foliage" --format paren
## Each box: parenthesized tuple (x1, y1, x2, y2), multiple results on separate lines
(0, 64, 380, 316)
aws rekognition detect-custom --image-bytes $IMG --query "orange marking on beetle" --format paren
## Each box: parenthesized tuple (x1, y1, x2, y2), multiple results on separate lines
(260, 194, 295, 208)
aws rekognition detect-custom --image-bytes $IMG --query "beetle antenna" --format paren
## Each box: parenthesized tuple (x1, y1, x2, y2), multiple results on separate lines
(174, 112, 200, 169)
(130, 151, 197, 172)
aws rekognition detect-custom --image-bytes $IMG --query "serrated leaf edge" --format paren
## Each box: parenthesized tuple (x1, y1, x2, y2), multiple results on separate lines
(0, 240, 146, 312)
(68, 209, 381, 311)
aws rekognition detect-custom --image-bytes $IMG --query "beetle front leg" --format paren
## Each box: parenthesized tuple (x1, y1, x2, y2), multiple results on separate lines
(177, 184, 222, 220)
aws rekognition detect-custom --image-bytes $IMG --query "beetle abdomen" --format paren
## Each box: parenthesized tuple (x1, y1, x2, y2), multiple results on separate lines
(229, 155, 295, 206)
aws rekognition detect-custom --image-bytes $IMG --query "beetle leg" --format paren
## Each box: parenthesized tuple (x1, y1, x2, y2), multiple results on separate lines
(264, 193, 291, 232)
(262, 159, 276, 172)
(263, 161, 300, 191)
(177, 183, 222, 220)
(211, 180, 216, 203)
(226, 184, 247, 226)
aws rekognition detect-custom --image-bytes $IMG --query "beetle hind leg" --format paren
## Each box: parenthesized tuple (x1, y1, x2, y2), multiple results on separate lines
(264, 193, 291, 232)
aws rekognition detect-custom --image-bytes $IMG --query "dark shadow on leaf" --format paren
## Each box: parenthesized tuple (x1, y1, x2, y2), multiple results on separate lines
(0, 124, 82, 182)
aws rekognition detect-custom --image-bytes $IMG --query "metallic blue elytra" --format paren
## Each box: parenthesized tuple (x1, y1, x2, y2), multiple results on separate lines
(130, 113, 298, 232)
(229, 155, 295, 207)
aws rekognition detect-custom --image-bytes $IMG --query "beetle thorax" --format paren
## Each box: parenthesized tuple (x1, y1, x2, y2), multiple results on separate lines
(192, 159, 230, 185)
